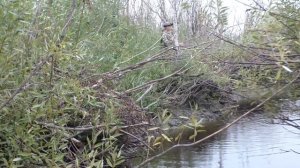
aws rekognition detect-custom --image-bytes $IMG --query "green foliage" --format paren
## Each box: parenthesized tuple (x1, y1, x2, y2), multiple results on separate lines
(209, 0, 228, 32)
(185, 116, 205, 142)
(0, 0, 160, 167)
(2, 0, 286, 166)
(244, 0, 300, 77)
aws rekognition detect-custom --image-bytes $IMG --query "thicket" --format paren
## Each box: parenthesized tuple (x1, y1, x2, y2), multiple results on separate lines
(0, 1, 162, 167)
(0, 0, 299, 167)
(240, 0, 300, 87)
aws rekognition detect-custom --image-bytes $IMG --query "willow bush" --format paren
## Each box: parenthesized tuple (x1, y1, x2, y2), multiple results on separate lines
(0, 0, 161, 167)
(2, 0, 298, 167)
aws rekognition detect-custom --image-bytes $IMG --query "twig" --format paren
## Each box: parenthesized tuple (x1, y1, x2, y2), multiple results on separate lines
(291, 149, 300, 154)
(124, 66, 190, 94)
(136, 84, 154, 102)
(135, 71, 300, 168)
(105, 48, 173, 77)
(117, 37, 162, 66)
(119, 129, 154, 151)
(281, 126, 300, 135)
(28, 0, 43, 40)
(141, 0, 164, 21)
(260, 54, 300, 58)
(35, 121, 149, 131)
(223, 61, 276, 66)
(91, 48, 174, 89)
(0, 55, 53, 113)
(213, 33, 259, 56)
(247, 0, 297, 36)
(202, 81, 249, 99)
(58, 0, 77, 43)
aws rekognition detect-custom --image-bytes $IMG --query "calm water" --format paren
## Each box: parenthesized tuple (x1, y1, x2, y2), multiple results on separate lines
(148, 113, 300, 168)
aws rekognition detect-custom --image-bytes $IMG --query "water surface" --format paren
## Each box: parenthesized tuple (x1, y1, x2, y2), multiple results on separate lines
(149, 113, 300, 168)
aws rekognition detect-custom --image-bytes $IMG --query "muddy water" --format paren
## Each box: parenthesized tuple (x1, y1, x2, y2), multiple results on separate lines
(148, 112, 300, 168)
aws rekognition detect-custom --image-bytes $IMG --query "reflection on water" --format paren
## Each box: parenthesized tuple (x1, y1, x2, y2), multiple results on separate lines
(148, 113, 300, 168)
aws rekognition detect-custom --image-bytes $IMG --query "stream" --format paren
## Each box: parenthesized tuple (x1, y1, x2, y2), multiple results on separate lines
(147, 101, 300, 168)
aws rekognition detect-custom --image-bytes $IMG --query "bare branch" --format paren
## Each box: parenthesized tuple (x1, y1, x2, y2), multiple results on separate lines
(124, 65, 190, 94)
(141, 0, 165, 22)
(291, 149, 300, 154)
(120, 129, 154, 151)
(58, 0, 77, 43)
(136, 84, 154, 102)
(35, 121, 150, 131)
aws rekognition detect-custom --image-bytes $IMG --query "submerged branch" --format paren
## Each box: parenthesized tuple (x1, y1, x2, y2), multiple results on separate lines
(120, 129, 154, 151)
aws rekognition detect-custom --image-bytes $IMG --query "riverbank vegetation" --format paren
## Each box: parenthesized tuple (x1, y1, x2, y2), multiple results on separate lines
(0, 0, 299, 167)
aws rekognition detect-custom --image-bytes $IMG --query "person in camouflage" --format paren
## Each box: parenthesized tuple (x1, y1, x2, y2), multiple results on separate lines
(161, 22, 175, 48)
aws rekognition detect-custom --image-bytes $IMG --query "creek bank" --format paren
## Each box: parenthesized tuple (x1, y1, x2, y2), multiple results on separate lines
(151, 82, 300, 143)
(66, 75, 295, 167)
(154, 77, 241, 128)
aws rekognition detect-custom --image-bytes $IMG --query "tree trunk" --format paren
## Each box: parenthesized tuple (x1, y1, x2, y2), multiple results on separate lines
(171, 0, 180, 56)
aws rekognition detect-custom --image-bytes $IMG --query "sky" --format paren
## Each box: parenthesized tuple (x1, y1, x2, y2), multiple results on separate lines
(223, 0, 270, 31)
(131, 0, 270, 32)
(223, 0, 251, 32)
(224, 0, 249, 24)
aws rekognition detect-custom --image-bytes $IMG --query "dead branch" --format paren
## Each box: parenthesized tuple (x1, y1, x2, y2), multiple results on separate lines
(91, 48, 175, 89)
(276, 115, 300, 129)
(141, 0, 165, 22)
(28, 0, 43, 40)
(104, 48, 173, 78)
(92, 51, 182, 91)
(124, 66, 190, 94)
(213, 33, 260, 55)
(136, 84, 154, 102)
(35, 121, 150, 131)
(291, 149, 300, 154)
(118, 37, 162, 66)
(251, 0, 298, 36)
(223, 61, 277, 66)
(135, 71, 300, 168)
(202, 80, 248, 99)
(58, 0, 77, 43)
(120, 129, 153, 151)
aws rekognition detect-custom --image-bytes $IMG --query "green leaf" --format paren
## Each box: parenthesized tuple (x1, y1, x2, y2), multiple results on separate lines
(161, 134, 172, 142)
(106, 157, 113, 167)
(115, 159, 125, 166)
(175, 132, 183, 142)
(148, 127, 160, 131)
(189, 134, 197, 140)
(12, 157, 22, 162)
(153, 142, 161, 146)
(96, 160, 104, 168)
(275, 69, 282, 81)
(197, 129, 205, 133)
(179, 116, 189, 120)
(18, 152, 32, 157)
